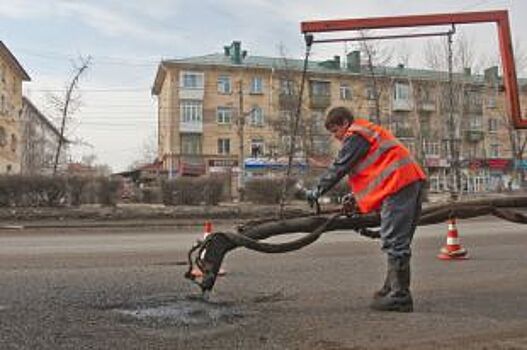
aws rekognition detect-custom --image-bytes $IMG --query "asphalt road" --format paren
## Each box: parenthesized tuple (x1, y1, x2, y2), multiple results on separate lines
(0, 217, 526, 350)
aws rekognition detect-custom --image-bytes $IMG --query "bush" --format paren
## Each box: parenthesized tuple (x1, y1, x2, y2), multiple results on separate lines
(141, 186, 162, 204)
(0, 175, 68, 207)
(97, 177, 121, 207)
(67, 176, 89, 206)
(244, 177, 297, 204)
(162, 175, 225, 206)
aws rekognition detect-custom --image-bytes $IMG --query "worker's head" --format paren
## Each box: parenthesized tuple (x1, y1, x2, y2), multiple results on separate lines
(325, 107, 354, 141)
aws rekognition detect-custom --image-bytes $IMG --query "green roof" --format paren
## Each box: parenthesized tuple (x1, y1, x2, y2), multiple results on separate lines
(162, 52, 527, 86)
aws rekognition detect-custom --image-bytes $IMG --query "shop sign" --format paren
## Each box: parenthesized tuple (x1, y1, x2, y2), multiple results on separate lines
(486, 159, 510, 170)
(425, 158, 449, 167)
(515, 159, 527, 169)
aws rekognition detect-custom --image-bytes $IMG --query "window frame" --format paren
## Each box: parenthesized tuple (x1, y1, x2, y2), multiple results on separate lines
(217, 138, 231, 155)
(339, 83, 352, 100)
(250, 106, 264, 127)
(217, 75, 232, 94)
(180, 100, 203, 123)
(250, 77, 263, 94)
(180, 71, 204, 89)
(216, 106, 233, 124)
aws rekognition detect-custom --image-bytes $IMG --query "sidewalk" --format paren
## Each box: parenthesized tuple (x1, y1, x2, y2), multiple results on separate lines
(1, 191, 525, 230)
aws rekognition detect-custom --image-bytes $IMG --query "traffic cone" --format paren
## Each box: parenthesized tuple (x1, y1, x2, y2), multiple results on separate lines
(190, 221, 227, 277)
(437, 218, 468, 260)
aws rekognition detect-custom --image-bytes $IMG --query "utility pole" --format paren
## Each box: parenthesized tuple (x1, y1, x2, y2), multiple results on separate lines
(237, 79, 245, 201)
(447, 26, 461, 200)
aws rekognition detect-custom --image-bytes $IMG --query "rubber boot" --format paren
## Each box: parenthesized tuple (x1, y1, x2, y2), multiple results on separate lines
(372, 261, 395, 300)
(370, 256, 413, 312)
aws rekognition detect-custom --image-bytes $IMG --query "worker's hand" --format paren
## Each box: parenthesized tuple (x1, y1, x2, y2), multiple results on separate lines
(305, 188, 320, 209)
(341, 192, 358, 215)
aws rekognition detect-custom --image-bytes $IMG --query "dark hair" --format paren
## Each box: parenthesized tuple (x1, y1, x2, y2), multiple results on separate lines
(325, 107, 354, 130)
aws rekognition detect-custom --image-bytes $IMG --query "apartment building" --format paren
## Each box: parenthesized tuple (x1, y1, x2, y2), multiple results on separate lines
(152, 41, 527, 192)
(21, 97, 69, 174)
(0, 41, 30, 174)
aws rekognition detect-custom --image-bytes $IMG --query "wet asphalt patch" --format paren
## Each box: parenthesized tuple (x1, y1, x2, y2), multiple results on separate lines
(113, 294, 245, 328)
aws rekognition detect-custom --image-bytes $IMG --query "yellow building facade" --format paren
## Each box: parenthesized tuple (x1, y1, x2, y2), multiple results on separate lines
(152, 41, 527, 192)
(0, 41, 30, 174)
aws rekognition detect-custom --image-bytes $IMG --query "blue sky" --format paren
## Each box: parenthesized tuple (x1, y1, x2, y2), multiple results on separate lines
(0, 0, 523, 172)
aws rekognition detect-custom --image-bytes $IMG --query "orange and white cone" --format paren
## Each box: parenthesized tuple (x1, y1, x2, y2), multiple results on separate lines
(437, 218, 468, 260)
(190, 221, 227, 277)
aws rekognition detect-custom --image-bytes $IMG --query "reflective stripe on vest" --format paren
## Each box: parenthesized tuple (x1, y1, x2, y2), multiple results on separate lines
(348, 124, 381, 143)
(351, 139, 400, 175)
(354, 155, 415, 201)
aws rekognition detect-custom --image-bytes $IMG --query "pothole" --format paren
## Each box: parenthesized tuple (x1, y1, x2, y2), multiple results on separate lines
(114, 295, 245, 328)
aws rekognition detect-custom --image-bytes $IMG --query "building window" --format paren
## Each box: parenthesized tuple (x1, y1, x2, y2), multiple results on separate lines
(401, 140, 415, 155)
(216, 106, 232, 124)
(217, 138, 230, 155)
(181, 133, 202, 155)
(10, 134, 17, 153)
(217, 75, 231, 94)
(365, 86, 376, 100)
(250, 139, 264, 158)
(487, 94, 497, 108)
(280, 79, 295, 95)
(181, 71, 204, 89)
(423, 140, 440, 157)
(0, 126, 6, 147)
(250, 77, 263, 94)
(340, 83, 352, 100)
(469, 115, 483, 130)
(281, 135, 303, 155)
(311, 111, 325, 133)
(394, 82, 410, 101)
(180, 100, 202, 123)
(488, 118, 498, 133)
(250, 106, 264, 126)
(490, 144, 500, 158)
(310, 81, 330, 96)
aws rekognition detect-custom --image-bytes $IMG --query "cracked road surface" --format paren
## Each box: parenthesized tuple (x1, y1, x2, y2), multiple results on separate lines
(0, 217, 526, 349)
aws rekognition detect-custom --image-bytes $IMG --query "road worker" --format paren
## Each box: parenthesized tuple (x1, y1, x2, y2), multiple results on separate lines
(306, 106, 426, 312)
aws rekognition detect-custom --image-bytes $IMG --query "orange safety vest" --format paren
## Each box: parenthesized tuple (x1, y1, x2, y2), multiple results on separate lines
(344, 118, 426, 213)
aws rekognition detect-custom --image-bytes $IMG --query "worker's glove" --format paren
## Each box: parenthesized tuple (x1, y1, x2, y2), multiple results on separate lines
(305, 187, 320, 209)
(341, 193, 358, 216)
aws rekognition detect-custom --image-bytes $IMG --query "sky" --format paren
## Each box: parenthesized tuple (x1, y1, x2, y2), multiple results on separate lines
(0, 0, 524, 172)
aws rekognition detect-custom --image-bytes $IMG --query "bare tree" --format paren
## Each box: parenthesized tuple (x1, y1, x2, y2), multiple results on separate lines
(127, 132, 158, 170)
(50, 56, 92, 175)
(424, 32, 481, 196)
(358, 31, 393, 126)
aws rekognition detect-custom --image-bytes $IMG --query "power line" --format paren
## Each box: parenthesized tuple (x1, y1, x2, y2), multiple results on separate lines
(15, 47, 167, 67)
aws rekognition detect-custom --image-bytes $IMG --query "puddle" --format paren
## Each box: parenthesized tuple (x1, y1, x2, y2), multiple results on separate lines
(114, 295, 244, 327)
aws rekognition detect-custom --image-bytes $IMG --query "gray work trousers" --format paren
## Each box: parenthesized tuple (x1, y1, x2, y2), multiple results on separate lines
(380, 180, 424, 259)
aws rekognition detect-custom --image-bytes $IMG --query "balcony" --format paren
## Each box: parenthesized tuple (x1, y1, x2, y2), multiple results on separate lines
(180, 120, 203, 133)
(464, 130, 485, 142)
(392, 99, 413, 111)
(179, 87, 204, 100)
(310, 94, 331, 110)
